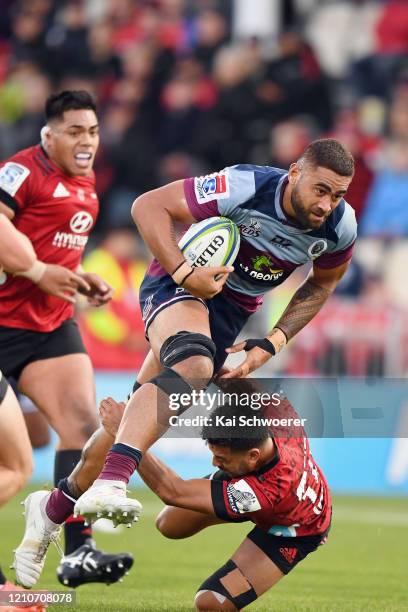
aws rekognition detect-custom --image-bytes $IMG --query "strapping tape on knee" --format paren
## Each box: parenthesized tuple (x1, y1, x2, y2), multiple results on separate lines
(149, 367, 193, 399)
(160, 331, 216, 367)
(198, 560, 257, 610)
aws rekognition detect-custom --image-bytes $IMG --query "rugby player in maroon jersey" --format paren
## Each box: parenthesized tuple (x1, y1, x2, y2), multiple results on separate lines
(0, 92, 132, 587)
(15, 139, 355, 588)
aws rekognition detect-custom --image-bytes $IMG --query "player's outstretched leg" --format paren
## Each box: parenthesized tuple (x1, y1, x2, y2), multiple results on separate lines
(14, 486, 135, 589)
(14, 491, 62, 588)
(74, 302, 214, 527)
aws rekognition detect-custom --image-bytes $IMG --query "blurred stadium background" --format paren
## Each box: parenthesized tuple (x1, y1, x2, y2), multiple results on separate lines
(2, 0, 408, 499)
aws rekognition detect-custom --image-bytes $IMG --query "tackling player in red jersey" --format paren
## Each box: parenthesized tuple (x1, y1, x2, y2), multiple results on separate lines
(16, 379, 331, 610)
(0, 91, 132, 587)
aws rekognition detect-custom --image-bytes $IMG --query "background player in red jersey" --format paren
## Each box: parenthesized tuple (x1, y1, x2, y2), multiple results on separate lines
(0, 91, 132, 587)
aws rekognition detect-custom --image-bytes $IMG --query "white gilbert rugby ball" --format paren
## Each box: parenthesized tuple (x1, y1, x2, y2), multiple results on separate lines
(178, 216, 240, 268)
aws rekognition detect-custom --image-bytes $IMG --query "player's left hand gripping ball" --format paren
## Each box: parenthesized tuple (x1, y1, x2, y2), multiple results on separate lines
(78, 272, 113, 306)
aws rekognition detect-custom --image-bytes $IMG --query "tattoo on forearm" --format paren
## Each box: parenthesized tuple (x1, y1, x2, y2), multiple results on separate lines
(275, 279, 331, 341)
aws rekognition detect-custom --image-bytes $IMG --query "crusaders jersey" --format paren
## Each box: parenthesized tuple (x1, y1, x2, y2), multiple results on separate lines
(210, 435, 331, 538)
(209, 395, 331, 537)
(0, 145, 99, 331)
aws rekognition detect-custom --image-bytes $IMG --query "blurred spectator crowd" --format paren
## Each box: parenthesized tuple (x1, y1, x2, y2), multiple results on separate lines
(1, 0, 408, 374)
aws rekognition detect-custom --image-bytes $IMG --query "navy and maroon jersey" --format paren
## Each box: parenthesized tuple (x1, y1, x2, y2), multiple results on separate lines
(146, 165, 357, 313)
(210, 428, 331, 538)
(0, 145, 99, 332)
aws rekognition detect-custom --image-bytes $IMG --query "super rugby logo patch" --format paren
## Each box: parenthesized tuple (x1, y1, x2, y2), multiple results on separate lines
(226, 480, 261, 514)
(194, 171, 230, 203)
(0, 163, 30, 197)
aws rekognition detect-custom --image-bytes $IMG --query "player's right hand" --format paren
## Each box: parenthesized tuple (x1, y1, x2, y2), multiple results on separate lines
(99, 396, 126, 437)
(36, 264, 91, 303)
(182, 266, 233, 299)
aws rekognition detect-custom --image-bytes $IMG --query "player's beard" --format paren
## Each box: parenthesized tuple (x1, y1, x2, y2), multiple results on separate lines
(291, 185, 326, 230)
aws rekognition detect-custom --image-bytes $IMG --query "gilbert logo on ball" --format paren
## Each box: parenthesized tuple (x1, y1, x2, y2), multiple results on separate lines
(178, 217, 240, 269)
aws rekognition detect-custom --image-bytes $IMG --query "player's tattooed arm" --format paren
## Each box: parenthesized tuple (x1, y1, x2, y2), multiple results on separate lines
(274, 261, 350, 341)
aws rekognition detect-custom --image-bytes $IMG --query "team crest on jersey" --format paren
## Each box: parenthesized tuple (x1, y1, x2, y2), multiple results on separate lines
(238, 218, 261, 237)
(226, 480, 261, 514)
(194, 171, 229, 203)
(308, 239, 328, 259)
(0, 163, 30, 196)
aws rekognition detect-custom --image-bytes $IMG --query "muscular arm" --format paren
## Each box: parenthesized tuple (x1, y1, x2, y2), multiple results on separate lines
(131, 180, 196, 274)
(0, 213, 36, 273)
(272, 261, 350, 342)
(138, 451, 215, 515)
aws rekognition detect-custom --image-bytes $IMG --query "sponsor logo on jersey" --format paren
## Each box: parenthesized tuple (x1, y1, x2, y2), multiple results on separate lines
(70, 211, 94, 234)
(77, 188, 85, 202)
(308, 239, 328, 259)
(194, 171, 230, 203)
(53, 182, 70, 198)
(239, 255, 284, 282)
(269, 234, 293, 248)
(226, 479, 261, 514)
(52, 211, 94, 250)
(0, 162, 30, 197)
(52, 232, 89, 250)
(238, 218, 261, 237)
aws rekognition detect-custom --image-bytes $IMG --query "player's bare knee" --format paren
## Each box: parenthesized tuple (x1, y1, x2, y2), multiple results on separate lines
(155, 510, 185, 539)
(155, 513, 175, 538)
(194, 590, 237, 611)
(9, 457, 33, 494)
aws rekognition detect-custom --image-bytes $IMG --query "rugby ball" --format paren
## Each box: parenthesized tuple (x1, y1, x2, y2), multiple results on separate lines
(178, 217, 240, 268)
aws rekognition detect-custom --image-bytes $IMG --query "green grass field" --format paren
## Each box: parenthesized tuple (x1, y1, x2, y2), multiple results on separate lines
(1, 488, 407, 611)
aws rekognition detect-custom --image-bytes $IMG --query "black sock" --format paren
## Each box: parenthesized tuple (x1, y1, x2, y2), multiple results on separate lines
(0, 566, 6, 585)
(54, 450, 92, 555)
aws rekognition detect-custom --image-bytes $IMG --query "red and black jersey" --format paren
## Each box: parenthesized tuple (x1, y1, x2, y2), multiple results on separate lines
(0, 145, 99, 332)
(210, 434, 331, 538)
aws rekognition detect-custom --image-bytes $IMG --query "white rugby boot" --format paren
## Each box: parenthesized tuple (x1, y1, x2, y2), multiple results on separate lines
(74, 480, 142, 528)
(14, 490, 62, 588)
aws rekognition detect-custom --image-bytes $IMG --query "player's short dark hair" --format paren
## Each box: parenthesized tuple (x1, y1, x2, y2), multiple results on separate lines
(201, 402, 270, 451)
(299, 138, 354, 176)
(45, 90, 97, 122)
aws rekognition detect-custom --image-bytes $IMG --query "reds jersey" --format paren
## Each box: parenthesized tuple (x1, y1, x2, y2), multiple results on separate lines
(0, 145, 99, 331)
(210, 412, 331, 537)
